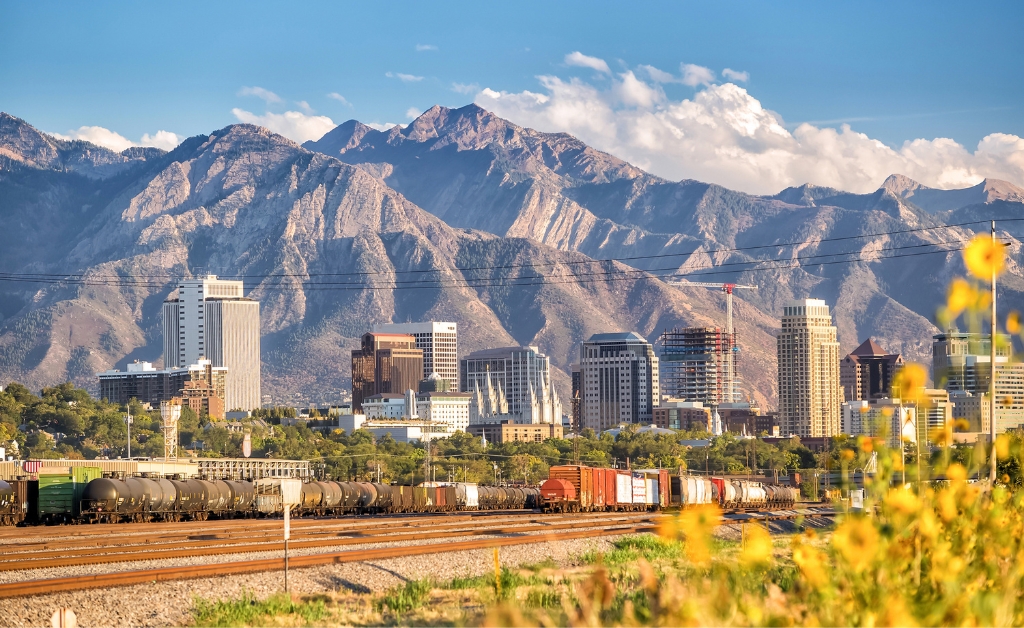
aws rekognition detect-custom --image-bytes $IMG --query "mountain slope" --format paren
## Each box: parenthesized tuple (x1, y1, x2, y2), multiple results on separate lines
(0, 115, 781, 407)
(305, 105, 1024, 373)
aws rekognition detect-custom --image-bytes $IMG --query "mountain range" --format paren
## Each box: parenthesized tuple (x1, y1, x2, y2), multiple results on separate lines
(1, 105, 1022, 408)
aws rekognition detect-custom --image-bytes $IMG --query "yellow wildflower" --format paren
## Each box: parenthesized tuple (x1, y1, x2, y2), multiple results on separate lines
(831, 518, 879, 572)
(858, 435, 873, 453)
(892, 363, 927, 404)
(946, 463, 967, 483)
(997, 434, 1010, 460)
(885, 488, 921, 515)
(741, 524, 774, 567)
(792, 540, 828, 589)
(946, 278, 975, 316)
(678, 504, 721, 567)
(963, 234, 1005, 280)
(1008, 311, 1022, 334)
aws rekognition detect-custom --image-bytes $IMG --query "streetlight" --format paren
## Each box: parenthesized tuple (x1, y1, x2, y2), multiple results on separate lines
(493, 462, 498, 485)
(124, 409, 133, 459)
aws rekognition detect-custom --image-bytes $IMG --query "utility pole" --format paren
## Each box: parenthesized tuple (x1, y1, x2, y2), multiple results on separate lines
(124, 407, 133, 459)
(990, 220, 999, 485)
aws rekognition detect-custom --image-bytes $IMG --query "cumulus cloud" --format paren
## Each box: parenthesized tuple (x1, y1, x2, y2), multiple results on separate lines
(295, 101, 315, 114)
(564, 51, 611, 74)
(406, 107, 422, 119)
(49, 126, 182, 152)
(475, 66, 1024, 194)
(386, 72, 424, 82)
(722, 68, 750, 82)
(327, 92, 352, 107)
(451, 82, 480, 95)
(365, 122, 401, 131)
(238, 86, 282, 104)
(416, 44, 438, 51)
(681, 63, 715, 87)
(231, 108, 336, 143)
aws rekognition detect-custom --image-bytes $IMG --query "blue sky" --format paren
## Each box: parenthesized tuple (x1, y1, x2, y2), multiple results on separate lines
(2, 1, 1022, 193)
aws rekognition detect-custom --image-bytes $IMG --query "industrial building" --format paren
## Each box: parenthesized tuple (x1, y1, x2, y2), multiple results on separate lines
(840, 338, 904, 401)
(776, 299, 843, 438)
(351, 332, 424, 411)
(658, 327, 737, 406)
(372, 321, 458, 384)
(579, 332, 659, 432)
(162, 275, 261, 411)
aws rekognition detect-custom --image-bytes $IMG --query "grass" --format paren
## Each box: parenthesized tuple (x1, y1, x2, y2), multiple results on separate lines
(192, 591, 327, 627)
(375, 578, 433, 614)
(581, 534, 683, 566)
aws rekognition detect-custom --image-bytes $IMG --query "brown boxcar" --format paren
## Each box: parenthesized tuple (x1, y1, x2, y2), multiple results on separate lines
(434, 485, 446, 511)
(548, 465, 594, 511)
(659, 469, 670, 508)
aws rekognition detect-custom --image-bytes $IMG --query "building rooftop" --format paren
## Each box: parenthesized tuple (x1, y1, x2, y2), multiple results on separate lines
(849, 338, 892, 357)
(586, 332, 647, 343)
(463, 346, 544, 359)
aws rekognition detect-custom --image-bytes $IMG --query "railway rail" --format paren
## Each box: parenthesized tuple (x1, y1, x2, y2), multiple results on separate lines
(0, 508, 836, 599)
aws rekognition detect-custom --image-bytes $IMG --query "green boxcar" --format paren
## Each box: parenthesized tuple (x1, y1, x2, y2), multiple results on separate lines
(37, 466, 102, 522)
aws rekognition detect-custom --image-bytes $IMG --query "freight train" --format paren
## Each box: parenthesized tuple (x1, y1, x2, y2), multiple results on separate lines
(538, 465, 800, 512)
(0, 468, 541, 525)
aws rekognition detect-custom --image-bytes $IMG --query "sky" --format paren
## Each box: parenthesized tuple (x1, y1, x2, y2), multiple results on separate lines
(2, 1, 1023, 194)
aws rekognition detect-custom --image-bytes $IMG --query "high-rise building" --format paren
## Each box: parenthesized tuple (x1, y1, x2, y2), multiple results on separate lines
(351, 333, 424, 411)
(933, 331, 1024, 432)
(579, 332, 659, 432)
(461, 346, 561, 424)
(658, 327, 736, 405)
(162, 275, 260, 411)
(842, 399, 917, 448)
(777, 299, 842, 437)
(372, 322, 457, 384)
(840, 338, 904, 401)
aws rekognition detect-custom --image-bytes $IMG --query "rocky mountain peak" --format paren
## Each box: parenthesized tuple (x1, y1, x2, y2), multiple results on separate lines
(881, 173, 924, 197)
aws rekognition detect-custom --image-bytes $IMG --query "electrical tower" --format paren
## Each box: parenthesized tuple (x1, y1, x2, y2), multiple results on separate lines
(161, 398, 182, 460)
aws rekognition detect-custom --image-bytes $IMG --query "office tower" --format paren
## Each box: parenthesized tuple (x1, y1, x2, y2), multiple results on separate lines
(372, 322, 457, 384)
(933, 331, 1024, 432)
(777, 299, 842, 437)
(162, 275, 260, 411)
(658, 327, 736, 405)
(841, 399, 917, 448)
(840, 338, 904, 401)
(460, 346, 562, 424)
(98, 359, 228, 418)
(351, 332, 424, 411)
(579, 332, 659, 432)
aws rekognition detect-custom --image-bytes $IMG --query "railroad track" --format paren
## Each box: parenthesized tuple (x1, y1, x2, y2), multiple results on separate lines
(0, 509, 837, 599)
(0, 513, 666, 571)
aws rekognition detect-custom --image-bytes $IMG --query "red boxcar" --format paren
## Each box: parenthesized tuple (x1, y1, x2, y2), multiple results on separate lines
(548, 465, 595, 511)
(592, 467, 606, 509)
(659, 469, 670, 508)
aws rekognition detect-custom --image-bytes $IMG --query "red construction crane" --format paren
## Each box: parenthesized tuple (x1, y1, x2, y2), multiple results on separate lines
(668, 281, 758, 403)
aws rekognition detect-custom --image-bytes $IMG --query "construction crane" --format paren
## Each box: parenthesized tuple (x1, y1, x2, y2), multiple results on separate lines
(668, 281, 757, 403)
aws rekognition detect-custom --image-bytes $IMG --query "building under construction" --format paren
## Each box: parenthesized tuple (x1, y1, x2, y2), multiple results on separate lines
(658, 327, 737, 405)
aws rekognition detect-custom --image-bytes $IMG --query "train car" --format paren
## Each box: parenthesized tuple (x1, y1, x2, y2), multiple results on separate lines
(523, 487, 540, 509)
(38, 466, 102, 523)
(0, 480, 20, 525)
(539, 478, 577, 512)
(226, 480, 256, 515)
(136, 477, 178, 521)
(548, 465, 595, 511)
(674, 476, 713, 507)
(454, 483, 479, 510)
(81, 477, 146, 523)
(2, 479, 36, 525)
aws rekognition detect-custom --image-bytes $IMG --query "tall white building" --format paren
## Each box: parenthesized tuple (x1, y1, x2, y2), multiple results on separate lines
(373, 322, 458, 384)
(461, 346, 562, 424)
(163, 275, 261, 411)
(777, 299, 842, 437)
(580, 332, 659, 432)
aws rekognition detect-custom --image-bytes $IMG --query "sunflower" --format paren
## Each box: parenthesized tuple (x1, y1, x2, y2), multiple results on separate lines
(892, 363, 927, 405)
(946, 278, 975, 317)
(963, 234, 1005, 280)
(1008, 311, 1021, 334)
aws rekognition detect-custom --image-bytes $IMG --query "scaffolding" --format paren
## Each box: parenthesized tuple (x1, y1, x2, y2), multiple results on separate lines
(659, 327, 737, 405)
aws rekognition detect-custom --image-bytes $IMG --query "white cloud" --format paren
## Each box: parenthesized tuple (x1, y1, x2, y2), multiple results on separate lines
(639, 65, 678, 83)
(681, 63, 715, 87)
(451, 82, 480, 95)
(296, 100, 314, 114)
(564, 51, 611, 75)
(327, 92, 353, 107)
(386, 72, 424, 82)
(139, 131, 183, 151)
(238, 86, 282, 104)
(416, 44, 438, 51)
(48, 126, 182, 152)
(475, 66, 1024, 194)
(722, 68, 750, 83)
(231, 108, 336, 143)
(406, 107, 422, 119)
(365, 122, 401, 131)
